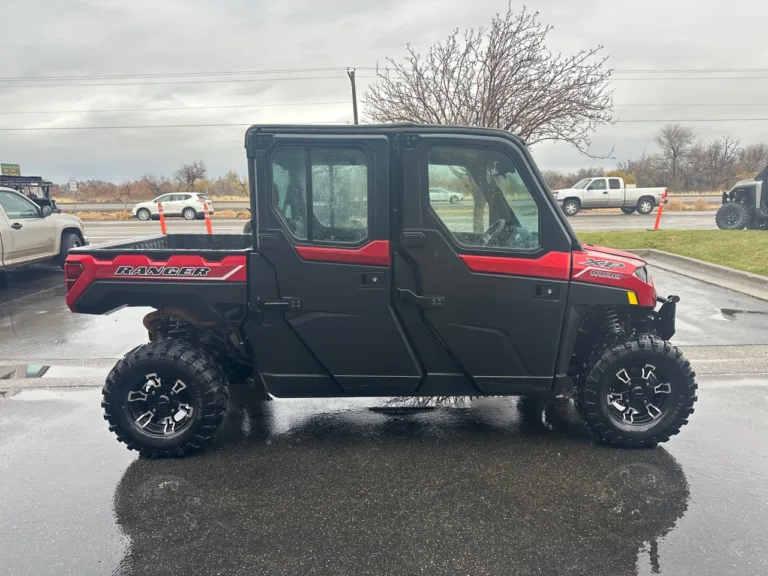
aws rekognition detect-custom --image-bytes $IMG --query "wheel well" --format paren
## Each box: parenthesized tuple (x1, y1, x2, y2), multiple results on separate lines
(563, 197, 581, 206)
(637, 195, 655, 206)
(62, 227, 84, 242)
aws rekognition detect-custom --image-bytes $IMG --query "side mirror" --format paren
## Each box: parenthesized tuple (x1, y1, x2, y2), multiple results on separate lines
(42, 206, 52, 217)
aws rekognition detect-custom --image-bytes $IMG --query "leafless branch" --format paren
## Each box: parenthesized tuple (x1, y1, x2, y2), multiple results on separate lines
(363, 4, 614, 157)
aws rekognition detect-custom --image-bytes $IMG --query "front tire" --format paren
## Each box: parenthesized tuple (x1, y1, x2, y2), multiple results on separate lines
(575, 336, 697, 448)
(716, 202, 751, 230)
(636, 197, 655, 215)
(57, 231, 83, 267)
(137, 208, 151, 221)
(449, 195, 460, 204)
(562, 199, 580, 216)
(102, 340, 229, 458)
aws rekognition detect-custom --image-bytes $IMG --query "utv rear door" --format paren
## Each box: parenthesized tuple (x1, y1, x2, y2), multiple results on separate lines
(393, 131, 574, 395)
(245, 128, 421, 397)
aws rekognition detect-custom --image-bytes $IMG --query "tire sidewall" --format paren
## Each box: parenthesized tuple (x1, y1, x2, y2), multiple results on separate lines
(588, 346, 690, 442)
(563, 200, 579, 216)
(183, 208, 197, 220)
(109, 356, 208, 451)
(137, 209, 151, 221)
(637, 198, 654, 215)
(716, 203, 749, 230)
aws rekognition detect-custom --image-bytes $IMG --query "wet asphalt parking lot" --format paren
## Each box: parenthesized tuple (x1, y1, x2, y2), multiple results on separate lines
(1, 264, 767, 575)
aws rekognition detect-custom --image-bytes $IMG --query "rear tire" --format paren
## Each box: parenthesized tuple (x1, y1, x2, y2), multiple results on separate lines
(102, 340, 229, 458)
(621, 206, 636, 215)
(575, 335, 697, 448)
(57, 231, 83, 267)
(716, 202, 751, 230)
(636, 197, 655, 215)
(562, 199, 580, 216)
(182, 207, 197, 221)
(137, 208, 151, 221)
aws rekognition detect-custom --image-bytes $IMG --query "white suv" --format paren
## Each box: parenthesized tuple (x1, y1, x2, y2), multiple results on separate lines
(132, 192, 215, 221)
(428, 187, 464, 204)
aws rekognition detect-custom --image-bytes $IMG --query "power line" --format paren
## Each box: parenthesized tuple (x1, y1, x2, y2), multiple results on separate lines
(0, 101, 348, 115)
(613, 76, 768, 81)
(613, 68, 768, 74)
(615, 118, 768, 123)
(615, 103, 768, 107)
(0, 75, 348, 89)
(3, 118, 768, 131)
(0, 121, 349, 131)
(0, 67, 361, 82)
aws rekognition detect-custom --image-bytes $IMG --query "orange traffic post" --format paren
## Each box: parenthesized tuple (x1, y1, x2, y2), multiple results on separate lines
(158, 201, 167, 234)
(653, 188, 668, 231)
(203, 201, 213, 234)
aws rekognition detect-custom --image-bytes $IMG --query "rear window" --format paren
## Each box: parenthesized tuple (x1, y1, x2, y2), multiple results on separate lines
(198, 194, 210, 200)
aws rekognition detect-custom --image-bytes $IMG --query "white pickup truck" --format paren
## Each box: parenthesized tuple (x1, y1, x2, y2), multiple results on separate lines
(0, 187, 87, 271)
(553, 177, 667, 216)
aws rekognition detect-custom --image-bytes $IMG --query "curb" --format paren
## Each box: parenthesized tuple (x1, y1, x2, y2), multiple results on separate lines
(628, 249, 768, 302)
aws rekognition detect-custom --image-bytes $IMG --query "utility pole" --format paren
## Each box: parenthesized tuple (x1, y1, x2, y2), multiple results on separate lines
(347, 68, 359, 125)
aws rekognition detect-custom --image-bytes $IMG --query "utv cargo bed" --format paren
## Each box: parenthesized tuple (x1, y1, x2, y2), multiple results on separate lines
(65, 234, 252, 320)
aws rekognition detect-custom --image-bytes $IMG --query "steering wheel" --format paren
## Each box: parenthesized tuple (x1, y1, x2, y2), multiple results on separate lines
(479, 219, 507, 246)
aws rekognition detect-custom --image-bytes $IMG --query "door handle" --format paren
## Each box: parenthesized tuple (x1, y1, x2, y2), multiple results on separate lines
(11, 223, 22, 230)
(397, 288, 446, 309)
(603, 191, 609, 194)
(402, 232, 425, 248)
(534, 284, 561, 300)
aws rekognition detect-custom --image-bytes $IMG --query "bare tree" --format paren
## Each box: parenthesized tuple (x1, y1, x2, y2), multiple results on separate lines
(738, 143, 768, 175)
(174, 161, 207, 188)
(363, 4, 613, 156)
(654, 124, 696, 190)
(116, 181, 133, 210)
(140, 174, 171, 197)
(702, 135, 740, 191)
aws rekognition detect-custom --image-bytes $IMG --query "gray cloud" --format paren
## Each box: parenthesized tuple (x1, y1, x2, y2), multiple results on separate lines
(2, 0, 767, 181)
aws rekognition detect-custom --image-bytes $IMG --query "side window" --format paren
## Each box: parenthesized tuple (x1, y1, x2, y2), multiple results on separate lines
(427, 146, 540, 250)
(588, 179, 607, 190)
(608, 178, 621, 190)
(177, 194, 191, 201)
(271, 147, 369, 244)
(155, 194, 172, 203)
(271, 148, 308, 240)
(0, 191, 41, 219)
(310, 148, 368, 243)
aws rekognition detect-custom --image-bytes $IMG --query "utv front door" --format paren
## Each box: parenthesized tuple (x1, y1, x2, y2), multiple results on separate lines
(246, 130, 420, 397)
(394, 133, 574, 395)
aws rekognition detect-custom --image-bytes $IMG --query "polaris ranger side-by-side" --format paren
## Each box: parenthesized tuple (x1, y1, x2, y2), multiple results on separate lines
(65, 125, 697, 457)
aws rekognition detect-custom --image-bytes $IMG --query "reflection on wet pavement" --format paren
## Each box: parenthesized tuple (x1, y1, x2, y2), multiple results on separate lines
(115, 398, 689, 576)
(2, 385, 768, 575)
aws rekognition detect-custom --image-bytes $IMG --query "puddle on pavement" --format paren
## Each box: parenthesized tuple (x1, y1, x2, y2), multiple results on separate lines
(0, 364, 109, 380)
(719, 308, 768, 320)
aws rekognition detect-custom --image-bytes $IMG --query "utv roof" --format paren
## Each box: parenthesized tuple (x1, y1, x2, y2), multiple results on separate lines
(245, 123, 527, 148)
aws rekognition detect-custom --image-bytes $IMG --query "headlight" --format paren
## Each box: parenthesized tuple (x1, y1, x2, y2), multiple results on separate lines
(634, 266, 649, 283)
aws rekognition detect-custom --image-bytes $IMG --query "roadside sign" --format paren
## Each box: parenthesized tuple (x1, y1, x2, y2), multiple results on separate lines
(69, 179, 77, 192)
(1, 163, 21, 176)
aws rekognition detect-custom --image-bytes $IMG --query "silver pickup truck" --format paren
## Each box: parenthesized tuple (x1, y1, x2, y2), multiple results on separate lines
(0, 187, 87, 271)
(553, 177, 667, 216)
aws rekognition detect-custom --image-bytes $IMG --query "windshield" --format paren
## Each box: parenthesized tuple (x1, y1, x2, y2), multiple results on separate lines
(572, 178, 592, 189)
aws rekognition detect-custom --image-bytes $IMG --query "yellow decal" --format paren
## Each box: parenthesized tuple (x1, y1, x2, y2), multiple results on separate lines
(627, 291, 639, 305)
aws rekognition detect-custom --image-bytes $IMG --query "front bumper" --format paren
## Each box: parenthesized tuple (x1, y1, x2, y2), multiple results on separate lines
(655, 295, 679, 340)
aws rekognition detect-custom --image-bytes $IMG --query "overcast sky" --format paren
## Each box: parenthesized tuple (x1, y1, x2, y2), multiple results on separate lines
(2, 0, 768, 183)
